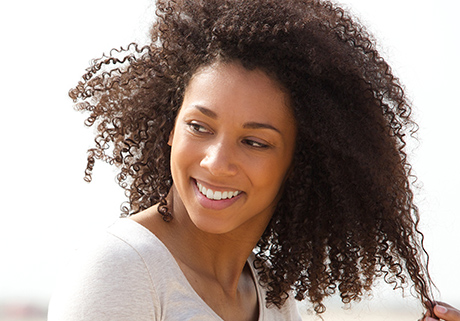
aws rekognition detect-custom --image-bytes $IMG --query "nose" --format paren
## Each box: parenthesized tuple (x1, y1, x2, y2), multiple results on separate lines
(200, 141, 238, 177)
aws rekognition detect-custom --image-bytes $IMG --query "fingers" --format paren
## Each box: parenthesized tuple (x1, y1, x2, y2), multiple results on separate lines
(423, 300, 439, 320)
(436, 302, 457, 311)
(432, 303, 460, 321)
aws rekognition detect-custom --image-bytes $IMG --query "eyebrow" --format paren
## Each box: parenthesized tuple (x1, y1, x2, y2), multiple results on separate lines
(194, 105, 218, 118)
(193, 105, 282, 134)
(242, 122, 281, 134)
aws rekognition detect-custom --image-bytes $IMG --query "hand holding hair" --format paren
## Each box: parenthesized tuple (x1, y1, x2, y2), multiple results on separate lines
(425, 302, 460, 321)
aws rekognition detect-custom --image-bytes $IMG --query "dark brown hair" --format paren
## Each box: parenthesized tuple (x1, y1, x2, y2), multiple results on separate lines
(70, 0, 435, 315)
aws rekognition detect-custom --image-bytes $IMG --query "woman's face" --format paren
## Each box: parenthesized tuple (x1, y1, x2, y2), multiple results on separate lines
(169, 61, 297, 235)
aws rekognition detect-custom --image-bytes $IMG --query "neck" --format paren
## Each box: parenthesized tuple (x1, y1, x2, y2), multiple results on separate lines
(155, 187, 271, 294)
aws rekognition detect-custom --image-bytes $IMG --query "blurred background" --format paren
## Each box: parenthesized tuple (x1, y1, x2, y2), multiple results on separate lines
(0, 0, 458, 320)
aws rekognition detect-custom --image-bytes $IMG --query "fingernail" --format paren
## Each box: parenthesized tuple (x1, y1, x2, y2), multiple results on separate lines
(435, 305, 448, 314)
(426, 317, 437, 321)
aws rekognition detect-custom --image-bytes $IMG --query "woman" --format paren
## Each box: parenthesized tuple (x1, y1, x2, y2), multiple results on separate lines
(48, 0, 459, 320)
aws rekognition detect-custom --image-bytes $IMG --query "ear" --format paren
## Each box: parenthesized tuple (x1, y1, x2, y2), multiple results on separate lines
(167, 127, 175, 147)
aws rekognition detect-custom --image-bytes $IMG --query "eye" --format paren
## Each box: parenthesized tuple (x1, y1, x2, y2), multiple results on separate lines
(187, 122, 211, 134)
(242, 139, 270, 149)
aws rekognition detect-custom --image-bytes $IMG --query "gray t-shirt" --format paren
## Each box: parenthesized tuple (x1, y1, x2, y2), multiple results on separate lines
(48, 218, 302, 320)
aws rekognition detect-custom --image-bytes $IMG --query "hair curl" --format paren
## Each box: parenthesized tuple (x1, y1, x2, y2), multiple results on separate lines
(70, 0, 436, 315)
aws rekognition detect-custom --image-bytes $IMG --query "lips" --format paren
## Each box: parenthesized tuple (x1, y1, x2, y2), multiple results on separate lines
(196, 181, 241, 200)
(192, 179, 243, 210)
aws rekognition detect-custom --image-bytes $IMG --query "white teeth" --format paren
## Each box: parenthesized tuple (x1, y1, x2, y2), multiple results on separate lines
(196, 181, 240, 200)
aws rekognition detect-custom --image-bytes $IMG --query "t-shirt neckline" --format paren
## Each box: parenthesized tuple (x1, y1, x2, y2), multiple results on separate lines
(119, 218, 264, 321)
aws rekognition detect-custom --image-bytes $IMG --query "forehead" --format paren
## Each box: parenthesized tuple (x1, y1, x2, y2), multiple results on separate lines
(181, 61, 295, 124)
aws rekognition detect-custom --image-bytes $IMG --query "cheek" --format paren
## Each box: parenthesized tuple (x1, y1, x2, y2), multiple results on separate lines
(250, 157, 290, 192)
(170, 135, 202, 176)
(170, 139, 187, 177)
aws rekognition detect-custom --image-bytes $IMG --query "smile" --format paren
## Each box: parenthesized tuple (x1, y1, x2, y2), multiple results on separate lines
(196, 181, 241, 201)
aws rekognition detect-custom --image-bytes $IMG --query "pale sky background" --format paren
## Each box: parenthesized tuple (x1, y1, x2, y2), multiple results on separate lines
(0, 0, 458, 315)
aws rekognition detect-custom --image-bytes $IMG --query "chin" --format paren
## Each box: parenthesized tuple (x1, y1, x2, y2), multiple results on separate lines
(186, 207, 249, 235)
(189, 215, 239, 235)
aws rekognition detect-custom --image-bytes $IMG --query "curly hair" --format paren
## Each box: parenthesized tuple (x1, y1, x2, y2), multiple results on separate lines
(70, 0, 436, 315)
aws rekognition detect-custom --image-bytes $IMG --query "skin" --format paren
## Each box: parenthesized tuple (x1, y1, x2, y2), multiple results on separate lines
(129, 61, 460, 320)
(424, 302, 460, 321)
(132, 61, 297, 321)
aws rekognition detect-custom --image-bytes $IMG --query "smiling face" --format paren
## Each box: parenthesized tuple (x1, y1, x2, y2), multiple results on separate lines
(169, 61, 297, 235)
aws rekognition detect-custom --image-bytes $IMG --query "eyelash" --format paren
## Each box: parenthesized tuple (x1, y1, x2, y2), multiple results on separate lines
(188, 122, 210, 134)
(242, 139, 270, 149)
(186, 122, 271, 149)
